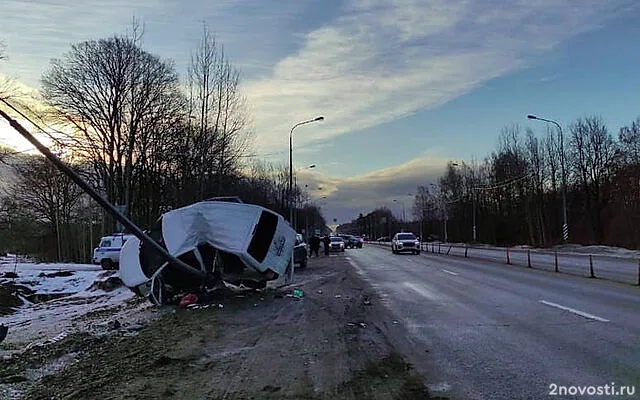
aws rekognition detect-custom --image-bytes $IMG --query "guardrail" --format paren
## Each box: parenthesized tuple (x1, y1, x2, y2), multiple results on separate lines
(366, 241, 640, 286)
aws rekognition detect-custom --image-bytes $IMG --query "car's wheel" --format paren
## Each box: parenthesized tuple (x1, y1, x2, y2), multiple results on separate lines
(341, 248, 345, 252)
(100, 258, 114, 270)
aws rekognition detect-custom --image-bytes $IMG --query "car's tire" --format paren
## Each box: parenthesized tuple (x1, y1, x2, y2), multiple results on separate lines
(415, 250, 420, 255)
(341, 248, 345, 252)
(100, 258, 114, 270)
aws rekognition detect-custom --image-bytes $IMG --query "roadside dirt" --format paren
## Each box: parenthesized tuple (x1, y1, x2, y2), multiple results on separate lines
(1, 253, 443, 400)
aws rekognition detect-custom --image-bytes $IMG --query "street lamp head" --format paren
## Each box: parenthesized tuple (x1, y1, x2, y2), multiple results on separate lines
(527, 115, 537, 120)
(314, 116, 325, 122)
(308, 164, 316, 169)
(451, 162, 459, 167)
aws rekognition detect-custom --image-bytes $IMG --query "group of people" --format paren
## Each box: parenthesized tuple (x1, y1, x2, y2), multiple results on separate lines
(308, 233, 331, 257)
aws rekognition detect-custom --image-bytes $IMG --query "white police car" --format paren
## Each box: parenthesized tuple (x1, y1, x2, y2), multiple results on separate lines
(92, 234, 135, 270)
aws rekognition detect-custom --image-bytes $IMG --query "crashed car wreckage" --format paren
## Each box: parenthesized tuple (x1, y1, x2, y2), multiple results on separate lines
(0, 105, 297, 306)
(120, 200, 296, 305)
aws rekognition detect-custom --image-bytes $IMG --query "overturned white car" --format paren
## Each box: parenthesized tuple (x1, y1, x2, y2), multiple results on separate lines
(119, 200, 296, 305)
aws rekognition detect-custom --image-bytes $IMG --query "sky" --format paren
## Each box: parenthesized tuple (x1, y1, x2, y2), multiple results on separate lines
(1, 0, 640, 224)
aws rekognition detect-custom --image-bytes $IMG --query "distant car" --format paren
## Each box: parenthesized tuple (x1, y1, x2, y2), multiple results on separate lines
(391, 232, 421, 255)
(294, 234, 308, 268)
(329, 236, 345, 252)
(337, 234, 360, 249)
(425, 233, 442, 242)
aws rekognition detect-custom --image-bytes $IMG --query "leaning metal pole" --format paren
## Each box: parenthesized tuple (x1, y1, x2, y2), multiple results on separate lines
(0, 107, 205, 279)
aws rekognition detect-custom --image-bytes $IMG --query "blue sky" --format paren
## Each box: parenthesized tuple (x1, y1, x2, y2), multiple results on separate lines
(1, 0, 639, 223)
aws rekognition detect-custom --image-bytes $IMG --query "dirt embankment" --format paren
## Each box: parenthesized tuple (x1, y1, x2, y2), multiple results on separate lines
(2, 254, 443, 400)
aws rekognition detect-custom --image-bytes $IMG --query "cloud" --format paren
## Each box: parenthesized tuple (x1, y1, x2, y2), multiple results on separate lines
(299, 150, 450, 222)
(244, 0, 632, 152)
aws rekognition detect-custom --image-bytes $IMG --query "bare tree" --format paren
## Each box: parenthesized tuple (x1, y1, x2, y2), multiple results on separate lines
(525, 129, 547, 245)
(187, 23, 252, 198)
(41, 34, 184, 230)
(618, 118, 640, 165)
(568, 116, 617, 242)
(0, 40, 16, 100)
(8, 152, 85, 261)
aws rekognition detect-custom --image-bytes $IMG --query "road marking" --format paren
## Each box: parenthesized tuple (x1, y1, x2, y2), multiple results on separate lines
(441, 269, 459, 276)
(539, 300, 609, 322)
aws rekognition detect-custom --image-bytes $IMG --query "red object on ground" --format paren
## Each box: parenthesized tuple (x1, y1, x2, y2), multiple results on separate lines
(179, 293, 199, 308)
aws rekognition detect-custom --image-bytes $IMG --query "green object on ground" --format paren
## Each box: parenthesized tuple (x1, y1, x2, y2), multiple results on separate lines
(293, 289, 304, 298)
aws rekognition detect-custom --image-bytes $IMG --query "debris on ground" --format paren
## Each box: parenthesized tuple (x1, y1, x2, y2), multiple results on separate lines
(0, 325, 7, 344)
(2, 254, 439, 400)
(178, 293, 199, 308)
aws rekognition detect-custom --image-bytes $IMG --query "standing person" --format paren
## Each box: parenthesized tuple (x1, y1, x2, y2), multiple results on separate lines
(322, 234, 330, 256)
(309, 234, 320, 257)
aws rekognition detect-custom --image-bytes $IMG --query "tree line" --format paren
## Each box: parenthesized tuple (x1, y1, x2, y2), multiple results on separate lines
(0, 24, 325, 262)
(341, 116, 640, 249)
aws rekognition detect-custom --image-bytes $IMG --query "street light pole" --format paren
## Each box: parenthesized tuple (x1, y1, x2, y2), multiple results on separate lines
(472, 188, 477, 242)
(288, 116, 323, 285)
(527, 114, 569, 243)
(289, 117, 324, 229)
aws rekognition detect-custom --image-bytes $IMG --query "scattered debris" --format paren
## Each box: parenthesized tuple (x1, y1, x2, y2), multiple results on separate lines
(2, 272, 18, 279)
(0, 324, 7, 344)
(335, 294, 342, 299)
(0, 375, 27, 384)
(293, 289, 304, 299)
(179, 293, 199, 308)
(359, 322, 367, 328)
(392, 320, 399, 325)
(317, 290, 323, 294)
(108, 320, 122, 330)
(363, 296, 372, 306)
(42, 271, 75, 278)
(88, 276, 123, 292)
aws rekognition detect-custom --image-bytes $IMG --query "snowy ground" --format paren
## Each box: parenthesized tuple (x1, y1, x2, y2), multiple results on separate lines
(0, 258, 159, 356)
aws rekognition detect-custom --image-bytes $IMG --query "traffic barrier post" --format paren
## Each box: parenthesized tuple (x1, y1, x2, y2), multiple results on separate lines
(554, 252, 558, 272)
(589, 255, 595, 278)
(527, 250, 531, 268)
(506, 248, 511, 265)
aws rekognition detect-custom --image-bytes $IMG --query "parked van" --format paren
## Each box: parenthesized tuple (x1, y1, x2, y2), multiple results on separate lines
(93, 234, 135, 270)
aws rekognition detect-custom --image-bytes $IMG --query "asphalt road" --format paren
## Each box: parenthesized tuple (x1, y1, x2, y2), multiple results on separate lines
(346, 245, 640, 400)
(375, 242, 640, 285)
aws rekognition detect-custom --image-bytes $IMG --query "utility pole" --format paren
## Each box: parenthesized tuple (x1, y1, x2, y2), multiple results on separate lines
(527, 115, 569, 242)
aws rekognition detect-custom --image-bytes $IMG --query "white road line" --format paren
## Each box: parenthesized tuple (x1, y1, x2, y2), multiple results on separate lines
(539, 300, 609, 322)
(442, 269, 459, 276)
